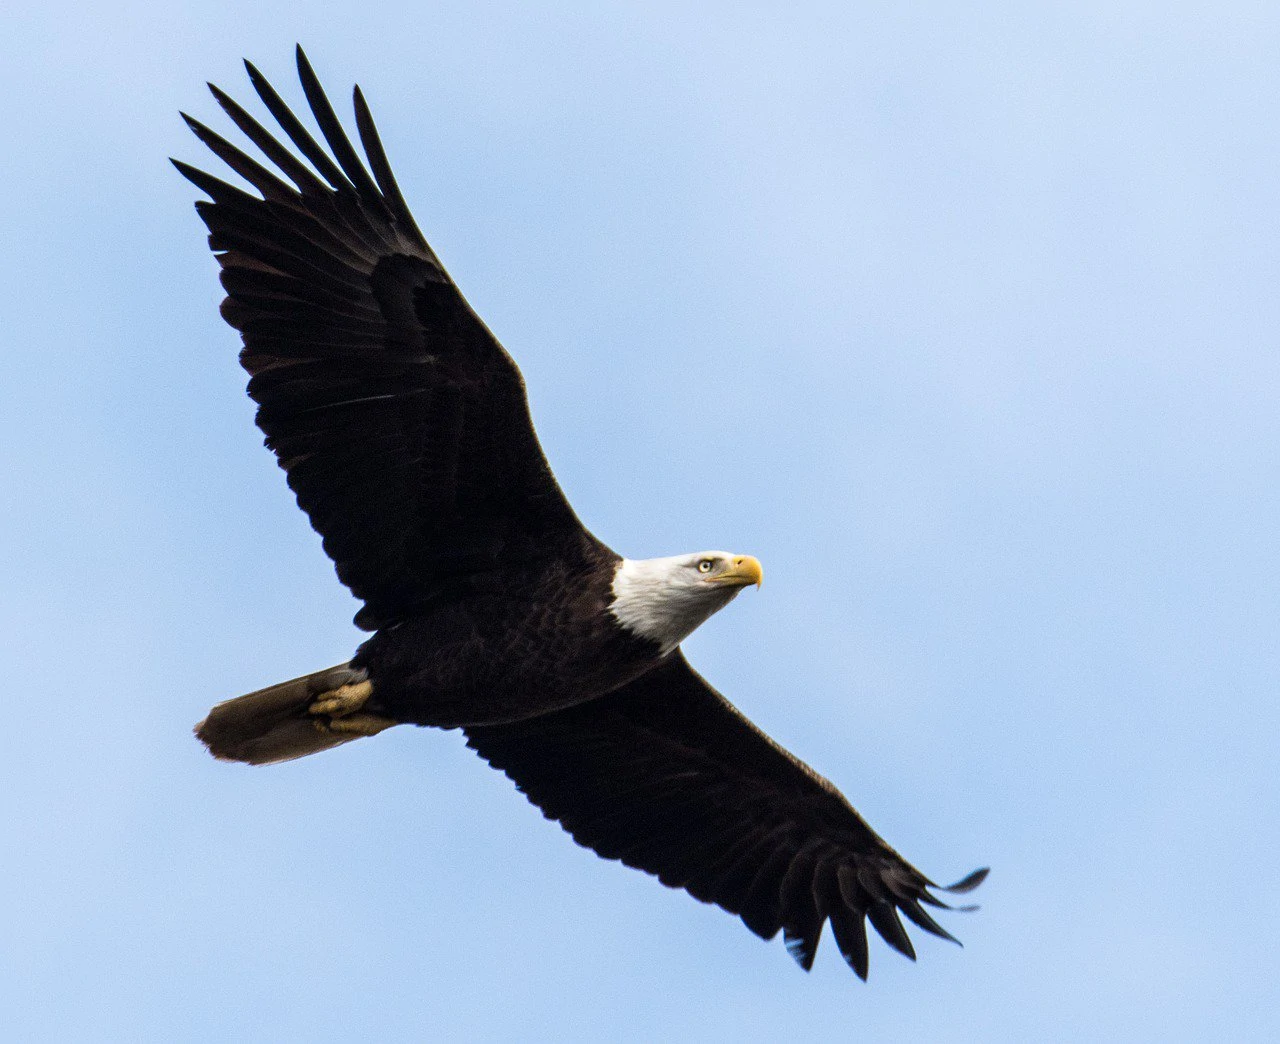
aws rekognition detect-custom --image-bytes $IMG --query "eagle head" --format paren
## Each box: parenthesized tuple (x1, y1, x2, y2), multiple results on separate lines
(609, 551, 763, 654)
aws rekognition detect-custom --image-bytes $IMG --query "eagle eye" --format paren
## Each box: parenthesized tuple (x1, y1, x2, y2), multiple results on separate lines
(697, 559, 715, 573)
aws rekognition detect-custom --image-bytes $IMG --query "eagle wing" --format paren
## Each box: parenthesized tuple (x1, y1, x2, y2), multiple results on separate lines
(464, 652, 986, 978)
(176, 48, 603, 629)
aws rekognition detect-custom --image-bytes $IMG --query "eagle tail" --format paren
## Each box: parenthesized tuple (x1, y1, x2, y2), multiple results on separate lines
(195, 663, 375, 765)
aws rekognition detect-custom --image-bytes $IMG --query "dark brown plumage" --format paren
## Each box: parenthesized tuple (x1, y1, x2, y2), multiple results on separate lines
(178, 51, 601, 634)
(466, 652, 986, 976)
(179, 47, 986, 980)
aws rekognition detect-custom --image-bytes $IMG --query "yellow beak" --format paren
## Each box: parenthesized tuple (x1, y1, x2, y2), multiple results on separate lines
(711, 554, 763, 588)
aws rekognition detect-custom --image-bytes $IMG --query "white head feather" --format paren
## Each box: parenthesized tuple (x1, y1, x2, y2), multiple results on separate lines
(609, 551, 763, 655)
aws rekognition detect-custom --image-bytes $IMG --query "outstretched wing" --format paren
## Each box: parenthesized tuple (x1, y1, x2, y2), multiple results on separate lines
(176, 48, 605, 629)
(464, 652, 986, 978)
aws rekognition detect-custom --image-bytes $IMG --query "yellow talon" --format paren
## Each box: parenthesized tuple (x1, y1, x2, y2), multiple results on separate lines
(308, 679, 374, 718)
(319, 713, 397, 737)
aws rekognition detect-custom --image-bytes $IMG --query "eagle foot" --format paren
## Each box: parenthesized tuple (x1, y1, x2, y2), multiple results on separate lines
(315, 712, 398, 737)
(308, 679, 374, 718)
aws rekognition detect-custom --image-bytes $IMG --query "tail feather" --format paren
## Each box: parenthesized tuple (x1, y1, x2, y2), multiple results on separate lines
(196, 663, 370, 765)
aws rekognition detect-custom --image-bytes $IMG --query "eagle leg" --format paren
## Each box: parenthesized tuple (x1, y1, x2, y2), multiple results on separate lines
(308, 680, 397, 737)
(308, 679, 374, 718)
(317, 712, 398, 736)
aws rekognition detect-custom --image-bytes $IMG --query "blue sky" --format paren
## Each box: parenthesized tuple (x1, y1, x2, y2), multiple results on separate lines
(3, 2, 1279, 1040)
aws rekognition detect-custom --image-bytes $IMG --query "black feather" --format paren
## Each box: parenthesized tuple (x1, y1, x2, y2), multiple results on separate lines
(294, 46, 383, 204)
(828, 902, 870, 981)
(866, 900, 916, 961)
(352, 85, 426, 245)
(207, 81, 329, 195)
(171, 158, 259, 207)
(244, 58, 355, 193)
(180, 113, 295, 202)
(946, 867, 990, 893)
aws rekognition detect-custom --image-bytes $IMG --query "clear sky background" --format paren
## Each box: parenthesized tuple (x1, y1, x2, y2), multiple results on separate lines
(2, 2, 1278, 1040)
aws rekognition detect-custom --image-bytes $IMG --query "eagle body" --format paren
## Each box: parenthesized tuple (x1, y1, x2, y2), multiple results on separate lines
(353, 552, 662, 727)
(179, 48, 986, 981)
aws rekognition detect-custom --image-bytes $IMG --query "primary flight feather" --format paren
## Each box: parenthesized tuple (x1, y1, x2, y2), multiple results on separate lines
(178, 47, 986, 980)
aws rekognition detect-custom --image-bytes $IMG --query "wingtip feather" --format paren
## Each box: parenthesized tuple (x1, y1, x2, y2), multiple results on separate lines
(784, 930, 819, 972)
(866, 901, 916, 961)
(946, 867, 990, 894)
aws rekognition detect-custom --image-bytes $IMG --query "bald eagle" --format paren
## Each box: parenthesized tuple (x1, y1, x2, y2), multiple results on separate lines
(178, 48, 986, 980)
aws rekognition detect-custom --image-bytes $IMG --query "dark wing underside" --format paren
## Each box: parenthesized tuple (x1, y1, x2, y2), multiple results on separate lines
(464, 652, 987, 978)
(176, 48, 605, 629)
